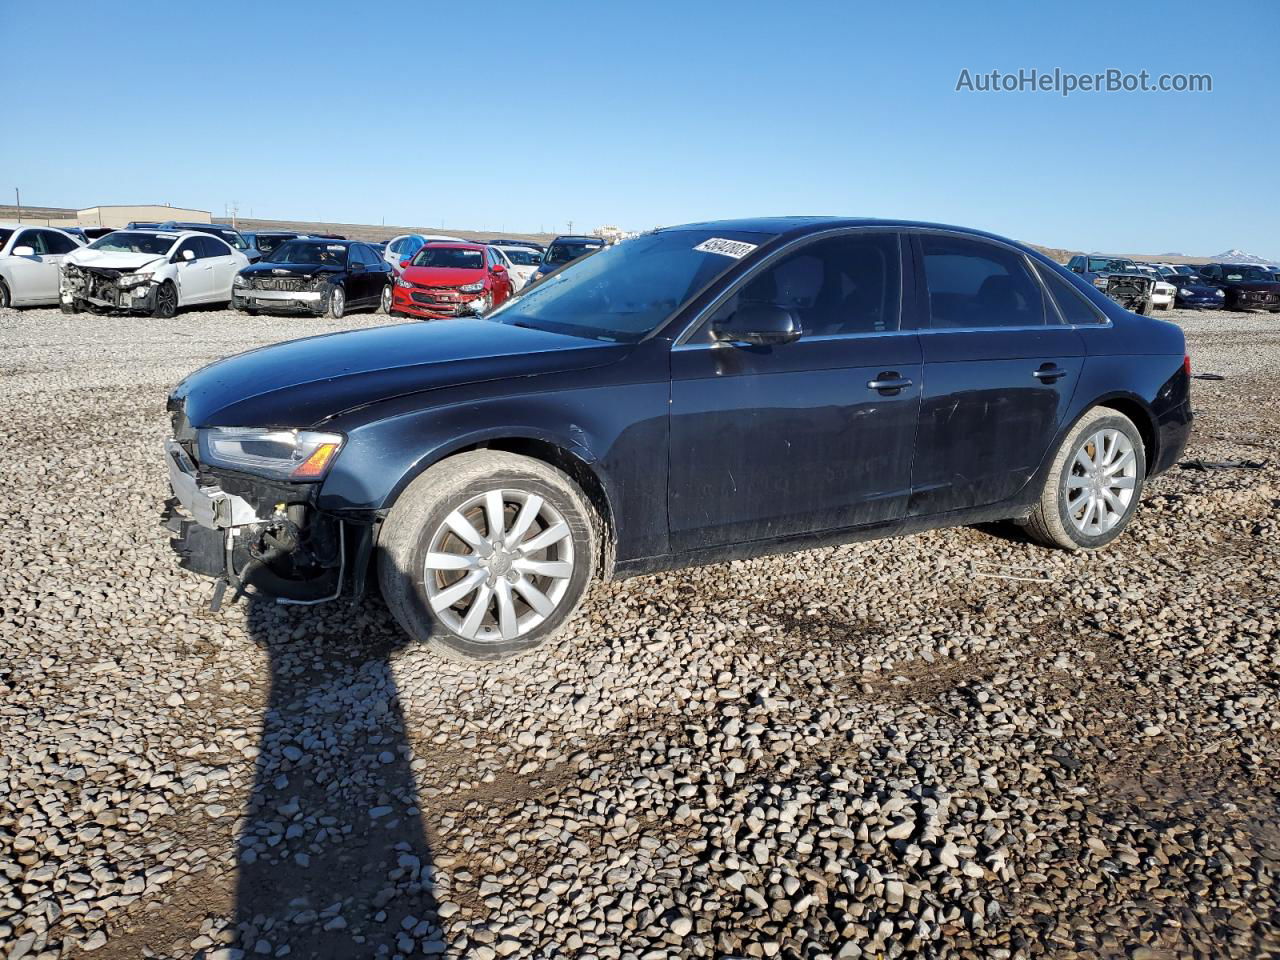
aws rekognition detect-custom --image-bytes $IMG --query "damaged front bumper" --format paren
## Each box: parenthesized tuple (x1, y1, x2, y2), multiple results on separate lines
(61, 264, 158, 312)
(162, 439, 374, 608)
(231, 287, 327, 315)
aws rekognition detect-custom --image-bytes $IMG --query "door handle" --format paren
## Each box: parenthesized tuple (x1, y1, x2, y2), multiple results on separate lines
(1033, 363, 1066, 382)
(867, 373, 913, 394)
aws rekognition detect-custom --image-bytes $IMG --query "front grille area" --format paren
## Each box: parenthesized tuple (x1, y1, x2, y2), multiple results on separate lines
(253, 277, 307, 292)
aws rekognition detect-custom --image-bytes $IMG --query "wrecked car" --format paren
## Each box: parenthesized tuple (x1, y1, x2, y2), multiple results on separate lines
(62, 230, 249, 317)
(166, 217, 1192, 663)
(1066, 255, 1156, 314)
(232, 239, 392, 319)
(1197, 263, 1280, 312)
(389, 242, 516, 320)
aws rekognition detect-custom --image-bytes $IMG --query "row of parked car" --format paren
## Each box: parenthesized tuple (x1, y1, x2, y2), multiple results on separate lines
(1066, 254, 1280, 313)
(0, 219, 607, 317)
(1, 218, 1275, 320)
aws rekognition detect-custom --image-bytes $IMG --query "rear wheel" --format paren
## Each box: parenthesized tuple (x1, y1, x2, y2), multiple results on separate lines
(151, 281, 178, 318)
(378, 451, 598, 662)
(0, 280, 11, 309)
(1025, 407, 1146, 551)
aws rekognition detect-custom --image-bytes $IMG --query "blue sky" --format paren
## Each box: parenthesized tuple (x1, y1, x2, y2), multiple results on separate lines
(5, 0, 1277, 255)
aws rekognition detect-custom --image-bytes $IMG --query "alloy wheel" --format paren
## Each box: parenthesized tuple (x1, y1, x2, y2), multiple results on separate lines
(155, 283, 178, 317)
(380, 285, 392, 314)
(329, 287, 345, 319)
(423, 489, 575, 643)
(1063, 428, 1137, 536)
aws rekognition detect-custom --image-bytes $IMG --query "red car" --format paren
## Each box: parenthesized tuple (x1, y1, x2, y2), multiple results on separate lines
(390, 242, 515, 319)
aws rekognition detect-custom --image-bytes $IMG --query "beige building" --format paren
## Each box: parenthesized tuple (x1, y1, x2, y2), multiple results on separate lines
(35, 204, 212, 230)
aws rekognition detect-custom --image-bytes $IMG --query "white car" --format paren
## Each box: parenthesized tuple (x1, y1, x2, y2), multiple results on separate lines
(61, 229, 249, 317)
(493, 244, 542, 290)
(384, 233, 465, 274)
(0, 223, 85, 308)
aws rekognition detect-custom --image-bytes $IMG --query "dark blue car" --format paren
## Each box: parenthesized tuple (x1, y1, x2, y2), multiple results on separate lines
(165, 217, 1192, 661)
(528, 234, 606, 284)
(1159, 269, 1226, 309)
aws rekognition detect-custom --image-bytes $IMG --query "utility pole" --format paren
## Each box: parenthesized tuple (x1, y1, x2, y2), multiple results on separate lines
(567, 220, 574, 235)
(14, 188, 21, 223)
(229, 201, 239, 229)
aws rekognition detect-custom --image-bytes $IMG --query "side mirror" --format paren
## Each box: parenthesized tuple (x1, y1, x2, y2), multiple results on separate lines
(350, 262, 365, 273)
(712, 303, 802, 346)
(12, 245, 35, 257)
(181, 249, 195, 261)
(399, 259, 411, 269)
(493, 263, 506, 273)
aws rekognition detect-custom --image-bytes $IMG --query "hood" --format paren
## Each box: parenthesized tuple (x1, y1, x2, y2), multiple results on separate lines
(401, 265, 486, 287)
(65, 248, 167, 271)
(172, 318, 628, 428)
(240, 261, 343, 280)
(1221, 279, 1280, 291)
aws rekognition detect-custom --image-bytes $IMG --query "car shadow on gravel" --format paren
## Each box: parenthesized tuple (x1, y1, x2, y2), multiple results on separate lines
(233, 599, 445, 958)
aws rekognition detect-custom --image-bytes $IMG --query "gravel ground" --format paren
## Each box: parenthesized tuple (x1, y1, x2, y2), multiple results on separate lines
(1, 305, 1277, 960)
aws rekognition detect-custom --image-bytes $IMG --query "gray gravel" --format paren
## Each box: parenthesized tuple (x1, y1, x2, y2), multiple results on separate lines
(1, 305, 1277, 960)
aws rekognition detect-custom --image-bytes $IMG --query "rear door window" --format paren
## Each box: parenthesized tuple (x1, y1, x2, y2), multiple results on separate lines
(43, 230, 79, 255)
(919, 234, 1046, 329)
(1034, 264, 1107, 325)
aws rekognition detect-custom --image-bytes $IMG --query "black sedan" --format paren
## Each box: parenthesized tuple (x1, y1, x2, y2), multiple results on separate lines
(1197, 263, 1280, 312)
(166, 217, 1192, 662)
(232, 239, 391, 319)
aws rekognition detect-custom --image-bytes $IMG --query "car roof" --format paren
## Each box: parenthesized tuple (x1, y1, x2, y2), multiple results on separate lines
(422, 240, 485, 250)
(550, 235, 605, 242)
(0, 222, 77, 232)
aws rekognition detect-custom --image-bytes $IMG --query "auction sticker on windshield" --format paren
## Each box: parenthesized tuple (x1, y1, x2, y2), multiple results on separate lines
(694, 238, 758, 259)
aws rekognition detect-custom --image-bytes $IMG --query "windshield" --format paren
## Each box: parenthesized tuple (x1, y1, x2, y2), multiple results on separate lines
(411, 247, 485, 269)
(1088, 257, 1136, 272)
(486, 229, 770, 343)
(255, 234, 297, 256)
(499, 248, 541, 266)
(267, 241, 349, 266)
(545, 240, 603, 265)
(88, 231, 178, 255)
(1224, 266, 1271, 281)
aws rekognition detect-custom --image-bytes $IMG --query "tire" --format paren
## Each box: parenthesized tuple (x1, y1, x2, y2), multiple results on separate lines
(379, 284, 393, 314)
(1137, 299, 1154, 316)
(1024, 407, 1147, 551)
(378, 451, 598, 662)
(245, 309, 260, 316)
(0, 280, 10, 309)
(151, 281, 178, 319)
(325, 285, 345, 319)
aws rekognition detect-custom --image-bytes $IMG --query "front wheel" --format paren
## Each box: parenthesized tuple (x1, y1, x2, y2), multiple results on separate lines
(151, 281, 178, 318)
(1024, 407, 1146, 551)
(379, 284, 393, 314)
(325, 285, 345, 319)
(378, 451, 598, 662)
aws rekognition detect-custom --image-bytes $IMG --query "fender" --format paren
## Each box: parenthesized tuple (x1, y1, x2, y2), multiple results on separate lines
(317, 374, 672, 561)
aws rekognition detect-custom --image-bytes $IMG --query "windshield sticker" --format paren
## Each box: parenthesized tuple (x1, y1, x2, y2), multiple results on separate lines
(327, 244, 345, 251)
(694, 238, 758, 259)
(157, 233, 179, 240)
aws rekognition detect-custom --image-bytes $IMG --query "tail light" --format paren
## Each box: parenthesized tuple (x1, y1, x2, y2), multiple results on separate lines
(1183, 353, 1191, 377)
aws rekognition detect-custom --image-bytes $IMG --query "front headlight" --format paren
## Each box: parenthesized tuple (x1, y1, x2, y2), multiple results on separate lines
(233, 275, 248, 288)
(395, 276, 414, 288)
(197, 427, 344, 481)
(459, 280, 486, 293)
(117, 272, 154, 288)
(1215, 289, 1225, 297)
(1092, 276, 1109, 288)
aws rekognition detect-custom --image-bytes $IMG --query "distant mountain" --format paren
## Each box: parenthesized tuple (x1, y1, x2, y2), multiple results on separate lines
(1212, 249, 1279, 266)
